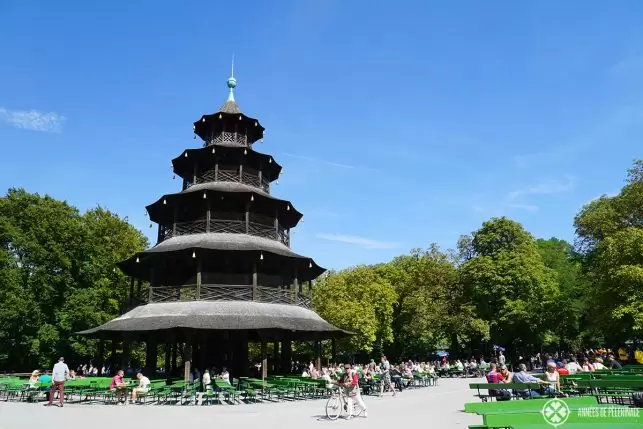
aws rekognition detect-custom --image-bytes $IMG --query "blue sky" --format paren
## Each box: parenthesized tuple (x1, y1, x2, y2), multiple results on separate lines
(1, 1, 642, 270)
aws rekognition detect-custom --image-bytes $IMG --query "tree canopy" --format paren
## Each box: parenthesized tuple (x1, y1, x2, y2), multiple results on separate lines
(0, 189, 147, 369)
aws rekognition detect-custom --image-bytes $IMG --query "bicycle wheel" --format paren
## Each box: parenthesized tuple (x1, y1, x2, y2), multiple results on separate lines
(325, 394, 342, 420)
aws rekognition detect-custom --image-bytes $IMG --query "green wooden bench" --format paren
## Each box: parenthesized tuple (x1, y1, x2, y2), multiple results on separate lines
(464, 395, 598, 414)
(469, 382, 543, 401)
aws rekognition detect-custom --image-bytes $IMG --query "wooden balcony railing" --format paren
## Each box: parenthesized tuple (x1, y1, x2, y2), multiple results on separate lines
(147, 284, 312, 309)
(186, 168, 270, 193)
(208, 131, 248, 147)
(158, 219, 290, 246)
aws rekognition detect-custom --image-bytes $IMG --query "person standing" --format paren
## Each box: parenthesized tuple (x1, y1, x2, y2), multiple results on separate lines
(379, 355, 396, 397)
(47, 357, 69, 407)
(338, 363, 367, 418)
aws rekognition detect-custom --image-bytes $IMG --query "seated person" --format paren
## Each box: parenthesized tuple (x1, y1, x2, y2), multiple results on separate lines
(486, 363, 510, 401)
(131, 372, 150, 403)
(29, 370, 40, 389)
(513, 364, 548, 398)
(109, 370, 128, 404)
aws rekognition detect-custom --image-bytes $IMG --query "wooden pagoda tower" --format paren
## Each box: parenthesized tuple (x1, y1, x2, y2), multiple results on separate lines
(80, 71, 345, 380)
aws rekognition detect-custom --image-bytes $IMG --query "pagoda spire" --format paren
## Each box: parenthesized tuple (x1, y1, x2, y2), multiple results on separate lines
(227, 55, 236, 102)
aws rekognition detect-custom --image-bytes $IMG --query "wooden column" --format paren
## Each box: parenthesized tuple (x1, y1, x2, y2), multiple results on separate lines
(252, 263, 258, 301)
(281, 340, 292, 374)
(121, 336, 130, 372)
(258, 169, 263, 190)
(245, 203, 250, 234)
(292, 268, 299, 304)
(199, 332, 207, 373)
(274, 215, 279, 239)
(109, 340, 117, 370)
(171, 343, 178, 373)
(196, 257, 202, 300)
(183, 335, 193, 384)
(331, 338, 337, 364)
(193, 163, 197, 185)
(239, 163, 243, 182)
(96, 338, 105, 370)
(172, 206, 178, 235)
(314, 340, 321, 372)
(136, 279, 142, 298)
(164, 342, 171, 380)
(145, 335, 158, 376)
(214, 162, 219, 181)
(206, 200, 211, 232)
(272, 341, 280, 373)
(261, 338, 268, 385)
(129, 277, 134, 307)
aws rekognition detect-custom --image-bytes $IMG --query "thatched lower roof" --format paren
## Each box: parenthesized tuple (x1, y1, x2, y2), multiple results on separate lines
(77, 301, 349, 340)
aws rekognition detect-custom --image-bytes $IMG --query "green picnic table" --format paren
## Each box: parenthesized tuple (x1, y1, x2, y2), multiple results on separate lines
(464, 395, 597, 414)
(482, 407, 642, 427)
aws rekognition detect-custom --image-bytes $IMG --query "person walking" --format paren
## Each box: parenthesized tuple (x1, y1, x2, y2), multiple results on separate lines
(47, 357, 69, 407)
(379, 355, 396, 397)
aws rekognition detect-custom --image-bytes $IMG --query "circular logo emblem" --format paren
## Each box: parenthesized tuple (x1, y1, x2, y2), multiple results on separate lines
(541, 398, 570, 427)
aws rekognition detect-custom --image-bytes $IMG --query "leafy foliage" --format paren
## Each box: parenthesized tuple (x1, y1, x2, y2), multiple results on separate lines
(0, 189, 147, 369)
(312, 266, 397, 355)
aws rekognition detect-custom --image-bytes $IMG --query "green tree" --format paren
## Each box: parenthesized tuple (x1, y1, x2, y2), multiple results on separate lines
(312, 266, 397, 357)
(459, 217, 560, 351)
(536, 238, 590, 349)
(0, 189, 147, 370)
(574, 160, 643, 341)
(383, 246, 488, 359)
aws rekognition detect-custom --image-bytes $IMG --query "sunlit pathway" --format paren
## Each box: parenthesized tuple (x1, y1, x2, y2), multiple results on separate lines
(0, 378, 482, 429)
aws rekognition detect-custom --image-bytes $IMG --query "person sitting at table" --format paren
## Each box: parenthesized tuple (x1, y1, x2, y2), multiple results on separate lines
(513, 364, 549, 398)
(202, 369, 211, 391)
(130, 372, 150, 404)
(486, 363, 510, 401)
(218, 367, 231, 385)
(109, 370, 128, 405)
(542, 362, 561, 396)
(28, 370, 40, 389)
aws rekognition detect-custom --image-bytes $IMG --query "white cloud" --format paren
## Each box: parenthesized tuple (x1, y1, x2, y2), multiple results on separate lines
(507, 176, 576, 200)
(0, 107, 66, 133)
(504, 203, 539, 212)
(282, 152, 379, 172)
(316, 233, 401, 249)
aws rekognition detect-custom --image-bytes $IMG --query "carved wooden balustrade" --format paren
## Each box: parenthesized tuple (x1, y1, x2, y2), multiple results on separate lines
(185, 168, 270, 193)
(158, 219, 289, 246)
(207, 131, 248, 147)
(147, 284, 312, 309)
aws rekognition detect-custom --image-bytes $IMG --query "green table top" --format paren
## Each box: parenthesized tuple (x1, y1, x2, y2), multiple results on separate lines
(464, 396, 597, 413)
(483, 407, 641, 427)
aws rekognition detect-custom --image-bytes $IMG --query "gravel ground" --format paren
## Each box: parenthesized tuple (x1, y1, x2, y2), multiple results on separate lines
(0, 377, 482, 429)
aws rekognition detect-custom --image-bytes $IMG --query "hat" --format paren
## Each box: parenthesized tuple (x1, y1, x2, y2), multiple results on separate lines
(31, 370, 40, 376)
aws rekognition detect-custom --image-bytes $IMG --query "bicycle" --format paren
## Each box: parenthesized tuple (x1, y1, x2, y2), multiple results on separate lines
(325, 385, 365, 420)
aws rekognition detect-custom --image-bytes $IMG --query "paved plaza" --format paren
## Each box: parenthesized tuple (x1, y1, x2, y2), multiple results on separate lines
(0, 378, 482, 429)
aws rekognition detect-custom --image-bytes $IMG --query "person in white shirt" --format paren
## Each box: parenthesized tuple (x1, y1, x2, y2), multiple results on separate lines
(47, 357, 69, 407)
(202, 369, 211, 390)
(498, 352, 506, 366)
(566, 358, 580, 374)
(131, 372, 151, 403)
(593, 358, 607, 371)
(219, 367, 230, 384)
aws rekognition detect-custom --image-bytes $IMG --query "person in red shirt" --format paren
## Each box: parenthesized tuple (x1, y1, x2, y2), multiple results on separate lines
(486, 363, 510, 400)
(338, 364, 367, 418)
(109, 370, 128, 404)
(556, 362, 570, 375)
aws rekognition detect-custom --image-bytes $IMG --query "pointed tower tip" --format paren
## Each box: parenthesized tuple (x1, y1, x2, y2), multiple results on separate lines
(226, 55, 237, 102)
